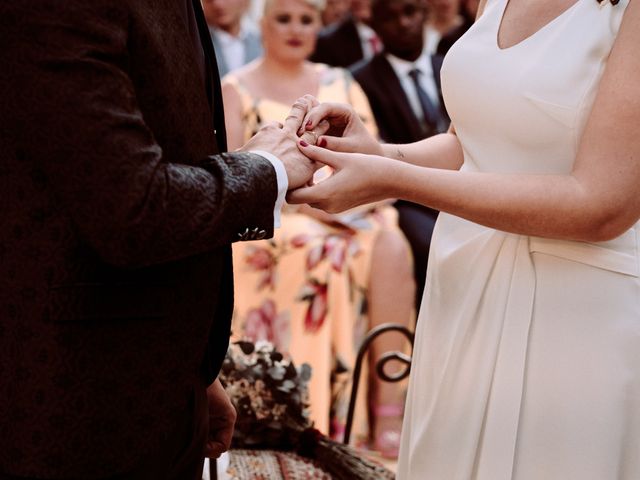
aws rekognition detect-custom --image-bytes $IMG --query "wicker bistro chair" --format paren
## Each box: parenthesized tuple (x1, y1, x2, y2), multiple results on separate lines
(343, 322, 415, 446)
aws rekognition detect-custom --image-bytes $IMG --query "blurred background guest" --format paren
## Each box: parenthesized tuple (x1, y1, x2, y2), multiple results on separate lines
(435, 0, 478, 55)
(221, 0, 414, 458)
(322, 0, 352, 25)
(422, 0, 463, 54)
(203, 0, 263, 77)
(309, 0, 382, 68)
(351, 0, 448, 315)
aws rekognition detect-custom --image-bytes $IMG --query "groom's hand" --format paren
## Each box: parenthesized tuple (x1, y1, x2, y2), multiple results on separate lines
(204, 378, 237, 459)
(239, 96, 326, 190)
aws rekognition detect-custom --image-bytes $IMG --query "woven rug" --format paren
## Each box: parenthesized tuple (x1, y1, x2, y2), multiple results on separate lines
(226, 449, 332, 479)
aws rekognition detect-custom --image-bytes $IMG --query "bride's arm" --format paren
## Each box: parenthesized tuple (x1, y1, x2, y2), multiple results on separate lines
(303, 106, 466, 170)
(291, 1, 640, 243)
(380, 130, 465, 170)
(377, 0, 489, 170)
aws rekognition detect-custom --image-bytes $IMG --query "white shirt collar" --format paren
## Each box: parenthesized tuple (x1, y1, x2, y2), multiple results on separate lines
(385, 49, 432, 79)
(355, 21, 377, 41)
(355, 22, 382, 58)
(383, 48, 440, 124)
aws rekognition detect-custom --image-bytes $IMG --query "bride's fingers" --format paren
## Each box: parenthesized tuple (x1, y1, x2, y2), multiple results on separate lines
(302, 94, 320, 109)
(286, 181, 327, 205)
(314, 133, 362, 153)
(298, 119, 331, 145)
(293, 95, 320, 135)
(297, 140, 342, 169)
(316, 119, 330, 136)
(299, 102, 351, 135)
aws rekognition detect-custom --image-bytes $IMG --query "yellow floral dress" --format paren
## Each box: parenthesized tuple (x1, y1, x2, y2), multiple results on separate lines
(224, 65, 406, 443)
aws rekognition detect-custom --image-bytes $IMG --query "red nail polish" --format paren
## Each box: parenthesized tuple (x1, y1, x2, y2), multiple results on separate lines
(300, 140, 309, 147)
(318, 138, 327, 148)
(305, 120, 312, 129)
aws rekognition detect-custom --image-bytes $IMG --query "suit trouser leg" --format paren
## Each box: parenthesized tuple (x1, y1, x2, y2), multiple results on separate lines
(0, 380, 209, 480)
(394, 200, 438, 317)
(113, 378, 209, 480)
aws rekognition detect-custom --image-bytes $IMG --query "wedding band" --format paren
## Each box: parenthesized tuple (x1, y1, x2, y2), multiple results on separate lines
(308, 130, 318, 145)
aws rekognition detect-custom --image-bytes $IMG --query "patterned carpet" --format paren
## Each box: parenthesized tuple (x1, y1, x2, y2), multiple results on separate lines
(207, 448, 397, 479)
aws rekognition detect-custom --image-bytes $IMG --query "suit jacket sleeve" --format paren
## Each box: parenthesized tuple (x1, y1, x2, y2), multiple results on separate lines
(17, 2, 277, 268)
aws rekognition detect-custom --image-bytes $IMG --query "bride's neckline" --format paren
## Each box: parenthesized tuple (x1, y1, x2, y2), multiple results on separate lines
(496, 0, 581, 50)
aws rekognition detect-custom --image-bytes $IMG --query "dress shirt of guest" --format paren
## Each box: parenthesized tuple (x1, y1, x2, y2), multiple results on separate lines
(203, 0, 263, 77)
(356, 21, 383, 59)
(209, 24, 259, 73)
(385, 50, 441, 128)
(423, 26, 442, 54)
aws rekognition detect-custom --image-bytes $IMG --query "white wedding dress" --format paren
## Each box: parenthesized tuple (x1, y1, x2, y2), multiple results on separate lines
(397, 0, 639, 478)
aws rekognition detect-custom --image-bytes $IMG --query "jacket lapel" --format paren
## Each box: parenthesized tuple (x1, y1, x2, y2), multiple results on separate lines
(192, 0, 228, 152)
(374, 55, 425, 140)
(341, 17, 364, 65)
(210, 32, 230, 78)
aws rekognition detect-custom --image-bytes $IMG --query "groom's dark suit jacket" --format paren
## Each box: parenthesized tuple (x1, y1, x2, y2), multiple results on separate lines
(0, 0, 277, 477)
(351, 52, 448, 312)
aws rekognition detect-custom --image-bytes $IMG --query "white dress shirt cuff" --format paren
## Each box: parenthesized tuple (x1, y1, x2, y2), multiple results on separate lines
(250, 150, 288, 228)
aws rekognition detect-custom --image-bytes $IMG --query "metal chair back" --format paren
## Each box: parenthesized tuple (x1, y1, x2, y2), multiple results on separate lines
(342, 323, 415, 445)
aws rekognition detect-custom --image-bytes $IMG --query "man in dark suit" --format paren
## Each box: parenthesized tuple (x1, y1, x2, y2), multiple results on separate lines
(0, 1, 316, 479)
(351, 0, 449, 314)
(310, 0, 382, 68)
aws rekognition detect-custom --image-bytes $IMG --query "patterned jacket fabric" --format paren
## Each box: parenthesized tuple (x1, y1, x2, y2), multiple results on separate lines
(0, 0, 277, 477)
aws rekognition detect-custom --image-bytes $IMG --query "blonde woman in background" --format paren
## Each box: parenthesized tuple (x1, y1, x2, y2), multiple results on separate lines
(222, 0, 414, 458)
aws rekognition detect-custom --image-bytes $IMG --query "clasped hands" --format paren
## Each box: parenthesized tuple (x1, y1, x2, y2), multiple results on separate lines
(240, 95, 390, 213)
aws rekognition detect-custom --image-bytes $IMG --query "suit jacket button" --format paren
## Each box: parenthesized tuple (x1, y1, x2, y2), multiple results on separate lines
(256, 229, 267, 240)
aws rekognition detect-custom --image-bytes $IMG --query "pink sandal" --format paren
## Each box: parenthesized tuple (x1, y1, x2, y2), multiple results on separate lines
(372, 404, 404, 459)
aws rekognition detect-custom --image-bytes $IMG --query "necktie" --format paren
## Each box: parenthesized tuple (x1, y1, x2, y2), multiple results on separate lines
(408, 68, 441, 131)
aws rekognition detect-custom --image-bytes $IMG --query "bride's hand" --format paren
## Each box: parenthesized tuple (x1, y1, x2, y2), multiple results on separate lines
(287, 140, 393, 213)
(290, 95, 331, 146)
(298, 101, 384, 156)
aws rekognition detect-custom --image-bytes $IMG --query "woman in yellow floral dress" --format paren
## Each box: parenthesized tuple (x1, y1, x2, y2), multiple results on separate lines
(221, 0, 415, 456)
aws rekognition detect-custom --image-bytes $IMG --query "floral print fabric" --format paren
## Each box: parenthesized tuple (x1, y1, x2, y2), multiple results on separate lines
(226, 66, 402, 441)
